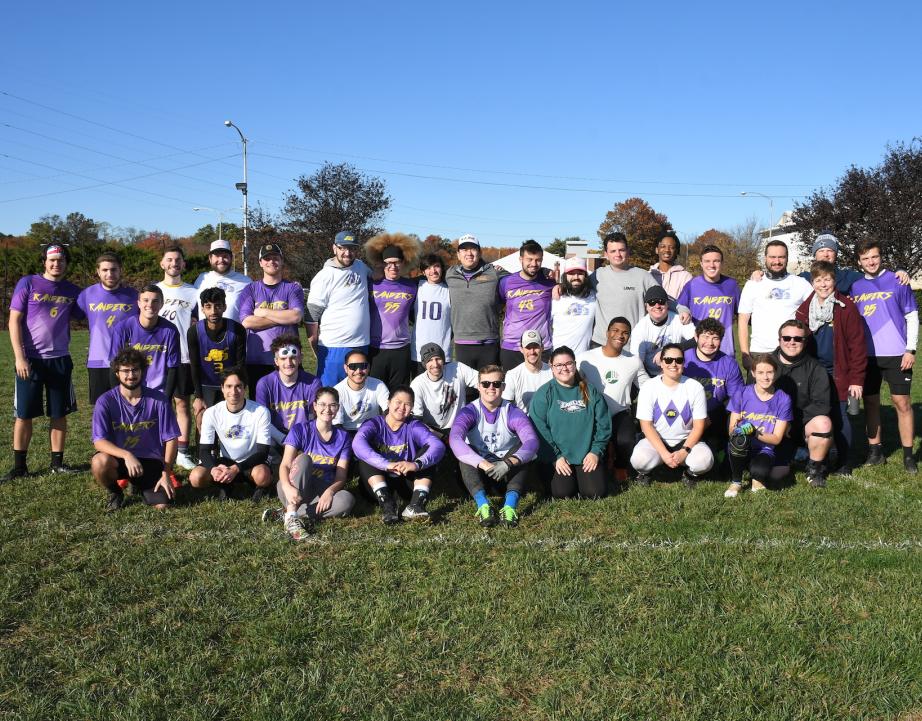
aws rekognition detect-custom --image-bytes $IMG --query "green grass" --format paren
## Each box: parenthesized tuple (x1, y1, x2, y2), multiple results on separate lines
(2, 331, 922, 720)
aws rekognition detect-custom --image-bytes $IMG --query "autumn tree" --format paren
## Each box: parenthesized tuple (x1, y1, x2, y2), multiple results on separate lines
(597, 198, 673, 269)
(687, 228, 734, 273)
(27, 212, 101, 247)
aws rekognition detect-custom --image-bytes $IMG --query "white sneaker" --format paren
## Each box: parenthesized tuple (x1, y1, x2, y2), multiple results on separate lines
(724, 482, 742, 498)
(175, 451, 196, 471)
(284, 514, 312, 541)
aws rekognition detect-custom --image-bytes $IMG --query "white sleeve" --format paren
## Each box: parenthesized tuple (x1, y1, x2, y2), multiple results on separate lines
(738, 281, 756, 315)
(634, 356, 650, 388)
(411, 378, 424, 416)
(681, 321, 696, 341)
(255, 407, 273, 446)
(375, 382, 390, 411)
(193, 273, 204, 289)
(200, 408, 217, 444)
(690, 381, 708, 420)
(629, 321, 643, 355)
(905, 310, 919, 351)
(501, 368, 516, 402)
(306, 268, 331, 310)
(635, 383, 654, 421)
(460, 363, 479, 388)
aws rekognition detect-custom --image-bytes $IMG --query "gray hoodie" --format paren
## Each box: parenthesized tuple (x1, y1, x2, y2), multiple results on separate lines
(445, 262, 509, 343)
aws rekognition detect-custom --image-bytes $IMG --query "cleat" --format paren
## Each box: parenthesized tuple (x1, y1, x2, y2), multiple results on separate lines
(681, 470, 699, 488)
(50, 464, 77, 475)
(475, 503, 498, 528)
(865, 449, 886, 466)
(805, 461, 826, 488)
(1, 467, 29, 483)
(251, 487, 269, 503)
(634, 472, 652, 487)
(724, 482, 743, 498)
(499, 505, 519, 527)
(284, 514, 313, 541)
(261, 507, 283, 524)
(105, 491, 124, 513)
(905, 456, 918, 473)
(401, 500, 430, 521)
(834, 465, 853, 478)
(174, 451, 196, 471)
(378, 493, 400, 525)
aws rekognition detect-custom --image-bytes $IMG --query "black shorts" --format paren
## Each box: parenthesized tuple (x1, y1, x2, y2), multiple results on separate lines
(173, 363, 194, 398)
(14, 356, 77, 420)
(453, 342, 500, 372)
(865, 355, 913, 396)
(88, 367, 114, 405)
(114, 456, 170, 506)
(245, 364, 275, 399)
(200, 385, 222, 407)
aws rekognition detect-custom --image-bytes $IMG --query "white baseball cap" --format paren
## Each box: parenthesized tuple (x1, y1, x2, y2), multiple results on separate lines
(564, 257, 587, 274)
(209, 239, 232, 254)
(520, 330, 543, 348)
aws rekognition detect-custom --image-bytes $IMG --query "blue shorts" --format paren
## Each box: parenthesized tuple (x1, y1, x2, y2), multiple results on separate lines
(316, 345, 368, 387)
(14, 356, 77, 420)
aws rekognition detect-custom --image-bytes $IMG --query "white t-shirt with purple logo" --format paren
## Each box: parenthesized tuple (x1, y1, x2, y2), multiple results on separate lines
(201, 400, 272, 462)
(636, 376, 708, 445)
(194, 270, 252, 322)
(739, 274, 812, 353)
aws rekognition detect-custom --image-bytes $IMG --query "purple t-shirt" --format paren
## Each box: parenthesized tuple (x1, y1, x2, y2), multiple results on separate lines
(683, 348, 745, 413)
(255, 369, 322, 434)
(76, 284, 139, 367)
(498, 274, 555, 350)
(238, 280, 305, 364)
(727, 385, 793, 454)
(369, 277, 417, 349)
(352, 416, 446, 471)
(10, 275, 83, 359)
(677, 275, 740, 356)
(92, 387, 180, 460)
(283, 421, 352, 490)
(109, 316, 180, 394)
(850, 271, 918, 357)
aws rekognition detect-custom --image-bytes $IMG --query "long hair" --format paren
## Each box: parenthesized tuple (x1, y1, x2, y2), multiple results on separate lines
(550, 346, 589, 406)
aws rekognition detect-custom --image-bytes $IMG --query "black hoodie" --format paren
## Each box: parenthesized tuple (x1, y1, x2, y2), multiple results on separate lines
(770, 348, 831, 423)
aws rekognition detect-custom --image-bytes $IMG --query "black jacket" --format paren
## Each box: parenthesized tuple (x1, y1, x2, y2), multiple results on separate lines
(770, 348, 831, 423)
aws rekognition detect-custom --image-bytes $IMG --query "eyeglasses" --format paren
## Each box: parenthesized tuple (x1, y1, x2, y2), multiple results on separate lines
(646, 300, 667, 307)
(116, 367, 141, 375)
(480, 380, 504, 389)
(780, 335, 806, 343)
(315, 402, 340, 410)
(346, 362, 369, 371)
(661, 357, 684, 365)
(276, 346, 301, 358)
(552, 361, 576, 370)
(383, 260, 402, 266)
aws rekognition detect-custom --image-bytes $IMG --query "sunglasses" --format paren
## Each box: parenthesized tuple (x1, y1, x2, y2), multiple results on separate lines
(276, 346, 301, 358)
(480, 380, 504, 389)
(646, 300, 667, 307)
(661, 356, 684, 365)
(780, 335, 805, 343)
(346, 362, 369, 371)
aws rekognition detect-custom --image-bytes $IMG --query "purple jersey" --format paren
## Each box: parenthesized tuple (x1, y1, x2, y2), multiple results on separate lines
(677, 275, 740, 356)
(238, 280, 305, 364)
(10, 275, 83, 359)
(255, 369, 322, 433)
(92, 387, 180, 460)
(369, 277, 417, 349)
(192, 319, 245, 387)
(352, 416, 446, 471)
(498, 274, 555, 350)
(283, 421, 352, 490)
(76, 284, 139, 368)
(109, 316, 180, 394)
(683, 348, 745, 413)
(850, 271, 918, 357)
(728, 385, 793, 453)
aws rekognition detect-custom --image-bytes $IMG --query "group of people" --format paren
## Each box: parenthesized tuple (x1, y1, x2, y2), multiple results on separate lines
(6, 226, 917, 538)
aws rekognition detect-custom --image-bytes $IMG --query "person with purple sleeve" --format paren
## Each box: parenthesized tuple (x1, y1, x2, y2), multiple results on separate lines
(6, 243, 84, 480)
(76, 251, 138, 404)
(677, 244, 741, 357)
(365, 232, 421, 388)
(109, 284, 180, 399)
(352, 386, 446, 524)
(238, 243, 305, 395)
(449, 365, 539, 527)
(91, 348, 179, 512)
(255, 334, 321, 448)
(497, 240, 555, 371)
(851, 237, 919, 470)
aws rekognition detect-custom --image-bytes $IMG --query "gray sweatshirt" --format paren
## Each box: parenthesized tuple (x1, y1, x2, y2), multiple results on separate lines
(590, 265, 661, 346)
(445, 262, 509, 343)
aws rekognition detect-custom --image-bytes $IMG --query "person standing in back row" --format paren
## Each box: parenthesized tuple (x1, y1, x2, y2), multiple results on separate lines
(193, 238, 252, 322)
(497, 240, 555, 370)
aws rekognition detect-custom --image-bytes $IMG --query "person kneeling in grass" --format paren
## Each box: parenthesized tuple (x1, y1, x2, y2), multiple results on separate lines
(189, 368, 273, 501)
(91, 348, 179, 512)
(448, 365, 539, 527)
(268, 387, 355, 540)
(724, 353, 792, 497)
(352, 386, 445, 524)
(530, 346, 612, 500)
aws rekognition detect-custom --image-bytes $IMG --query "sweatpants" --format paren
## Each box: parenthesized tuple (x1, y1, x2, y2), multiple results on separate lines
(630, 438, 714, 475)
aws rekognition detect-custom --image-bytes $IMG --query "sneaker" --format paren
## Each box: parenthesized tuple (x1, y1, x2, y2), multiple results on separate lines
(379, 495, 400, 525)
(634, 472, 652, 487)
(284, 514, 313, 541)
(750, 480, 767, 493)
(905, 456, 918, 473)
(50, 464, 78, 475)
(174, 451, 196, 471)
(1, 467, 28, 483)
(865, 450, 886, 466)
(401, 500, 430, 521)
(499, 505, 519, 528)
(833, 465, 853, 478)
(252, 487, 269, 503)
(475, 503, 498, 528)
(805, 461, 825, 488)
(681, 470, 698, 488)
(169, 473, 183, 489)
(105, 491, 124, 513)
(724, 482, 743, 498)
(261, 507, 283, 524)
(809, 476, 827, 489)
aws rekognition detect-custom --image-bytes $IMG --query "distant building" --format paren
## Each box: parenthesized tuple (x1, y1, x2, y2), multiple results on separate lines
(564, 239, 604, 272)
(492, 250, 564, 274)
(757, 211, 808, 272)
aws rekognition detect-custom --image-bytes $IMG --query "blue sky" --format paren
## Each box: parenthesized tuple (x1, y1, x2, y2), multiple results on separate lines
(2, 0, 920, 248)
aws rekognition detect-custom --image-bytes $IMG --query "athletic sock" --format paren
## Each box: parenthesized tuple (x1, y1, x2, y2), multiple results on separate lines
(904, 446, 914, 459)
(13, 450, 27, 472)
(178, 442, 189, 454)
(410, 487, 429, 506)
(50, 451, 64, 468)
(473, 489, 489, 508)
(503, 490, 520, 510)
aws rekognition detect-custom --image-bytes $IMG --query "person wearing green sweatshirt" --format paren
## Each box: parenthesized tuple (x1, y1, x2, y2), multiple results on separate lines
(530, 346, 612, 499)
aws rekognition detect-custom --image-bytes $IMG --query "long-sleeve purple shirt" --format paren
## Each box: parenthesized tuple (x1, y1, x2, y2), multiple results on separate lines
(449, 400, 539, 467)
(683, 348, 745, 413)
(351, 415, 445, 471)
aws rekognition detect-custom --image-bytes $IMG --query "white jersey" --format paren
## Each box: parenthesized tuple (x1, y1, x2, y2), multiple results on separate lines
(466, 401, 518, 461)
(333, 376, 389, 431)
(739, 273, 813, 352)
(193, 270, 252, 322)
(201, 400, 272, 462)
(411, 362, 478, 429)
(551, 290, 596, 356)
(577, 347, 649, 416)
(636, 376, 707, 445)
(308, 259, 371, 348)
(412, 280, 453, 361)
(502, 362, 552, 412)
(629, 311, 695, 377)
(157, 281, 199, 363)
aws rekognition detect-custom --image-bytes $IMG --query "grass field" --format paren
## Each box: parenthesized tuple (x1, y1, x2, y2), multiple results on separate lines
(2, 331, 922, 720)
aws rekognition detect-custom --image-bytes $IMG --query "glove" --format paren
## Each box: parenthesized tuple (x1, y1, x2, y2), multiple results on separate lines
(485, 460, 510, 480)
(734, 421, 756, 436)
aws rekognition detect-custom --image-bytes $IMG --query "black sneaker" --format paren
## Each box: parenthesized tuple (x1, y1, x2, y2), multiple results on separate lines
(805, 461, 825, 487)
(634, 472, 652, 487)
(251, 487, 269, 503)
(50, 464, 78, 475)
(905, 456, 918, 473)
(105, 491, 124, 513)
(401, 499, 430, 521)
(378, 492, 400, 525)
(865, 450, 886, 466)
(681, 471, 698, 488)
(0, 467, 28, 483)
(833, 464, 853, 478)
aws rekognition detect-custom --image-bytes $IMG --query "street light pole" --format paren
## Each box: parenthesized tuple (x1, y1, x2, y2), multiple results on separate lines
(224, 120, 249, 275)
(193, 206, 242, 243)
(740, 191, 775, 241)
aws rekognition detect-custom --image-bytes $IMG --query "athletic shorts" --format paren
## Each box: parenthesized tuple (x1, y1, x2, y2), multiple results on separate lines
(14, 355, 77, 420)
(200, 385, 222, 407)
(245, 364, 275, 398)
(865, 355, 913, 396)
(111, 456, 170, 506)
(88, 367, 114, 405)
(173, 363, 195, 398)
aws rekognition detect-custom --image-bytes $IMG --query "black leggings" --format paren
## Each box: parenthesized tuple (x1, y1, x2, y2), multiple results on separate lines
(549, 463, 607, 500)
(729, 449, 790, 484)
(458, 461, 529, 497)
(609, 410, 636, 468)
(357, 459, 423, 500)
(453, 343, 500, 372)
(369, 345, 412, 389)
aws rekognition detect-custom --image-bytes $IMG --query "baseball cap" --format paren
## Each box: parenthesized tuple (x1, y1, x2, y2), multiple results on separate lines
(520, 330, 543, 348)
(259, 243, 282, 259)
(563, 257, 587, 274)
(644, 286, 669, 305)
(420, 343, 446, 364)
(458, 234, 480, 249)
(209, 239, 232, 254)
(334, 230, 360, 248)
(811, 233, 838, 256)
